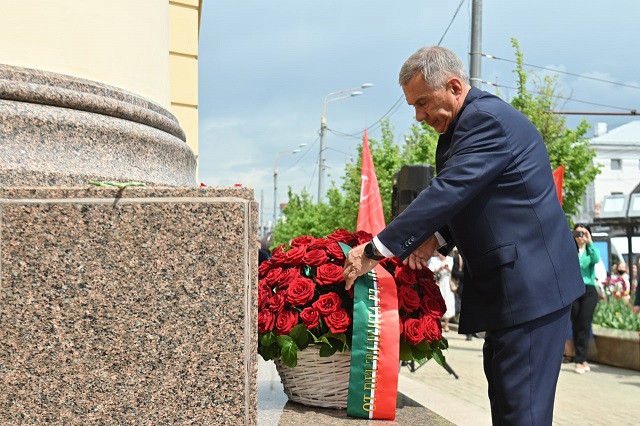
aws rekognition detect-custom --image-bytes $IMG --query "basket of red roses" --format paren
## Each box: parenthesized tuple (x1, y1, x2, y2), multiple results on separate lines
(258, 229, 447, 409)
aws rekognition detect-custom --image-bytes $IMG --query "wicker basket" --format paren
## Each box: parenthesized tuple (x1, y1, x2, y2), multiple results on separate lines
(274, 347, 351, 409)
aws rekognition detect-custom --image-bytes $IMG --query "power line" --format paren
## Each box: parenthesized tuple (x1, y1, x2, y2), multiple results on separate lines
(438, 0, 467, 46)
(482, 53, 640, 91)
(342, 1, 468, 138)
(480, 79, 637, 112)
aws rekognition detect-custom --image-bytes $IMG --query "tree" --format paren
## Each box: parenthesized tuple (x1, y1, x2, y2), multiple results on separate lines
(509, 38, 600, 219)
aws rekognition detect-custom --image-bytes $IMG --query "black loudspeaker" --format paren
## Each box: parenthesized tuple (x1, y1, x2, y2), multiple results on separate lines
(392, 164, 434, 218)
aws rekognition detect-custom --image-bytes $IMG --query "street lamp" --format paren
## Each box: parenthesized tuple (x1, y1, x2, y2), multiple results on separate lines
(273, 144, 306, 228)
(318, 83, 373, 202)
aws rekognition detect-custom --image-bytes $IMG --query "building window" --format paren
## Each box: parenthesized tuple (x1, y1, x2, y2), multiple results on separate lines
(611, 159, 621, 170)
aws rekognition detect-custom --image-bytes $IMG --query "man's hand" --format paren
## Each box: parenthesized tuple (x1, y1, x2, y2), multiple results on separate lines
(633, 305, 640, 315)
(343, 243, 379, 290)
(403, 235, 438, 270)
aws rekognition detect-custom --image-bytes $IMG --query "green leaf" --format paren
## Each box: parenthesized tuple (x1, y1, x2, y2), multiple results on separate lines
(260, 332, 276, 346)
(289, 324, 310, 348)
(319, 342, 339, 357)
(259, 343, 279, 361)
(411, 344, 429, 361)
(325, 332, 347, 345)
(399, 340, 413, 361)
(277, 336, 299, 368)
(431, 348, 446, 367)
(414, 339, 431, 353)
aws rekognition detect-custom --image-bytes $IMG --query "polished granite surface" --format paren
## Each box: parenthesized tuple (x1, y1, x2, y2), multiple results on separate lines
(258, 358, 454, 425)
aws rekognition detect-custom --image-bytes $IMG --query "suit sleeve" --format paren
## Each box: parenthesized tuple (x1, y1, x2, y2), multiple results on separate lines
(377, 109, 513, 260)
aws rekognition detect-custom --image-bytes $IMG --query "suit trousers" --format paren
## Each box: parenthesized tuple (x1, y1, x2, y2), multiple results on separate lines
(483, 305, 571, 426)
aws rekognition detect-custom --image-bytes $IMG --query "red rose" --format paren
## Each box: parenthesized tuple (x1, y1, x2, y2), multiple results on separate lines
(284, 245, 307, 266)
(312, 292, 342, 316)
(316, 263, 345, 286)
(398, 316, 404, 335)
(327, 229, 358, 246)
(403, 317, 427, 345)
(258, 281, 272, 310)
(417, 280, 446, 318)
(285, 277, 316, 306)
(258, 309, 276, 333)
(353, 230, 373, 244)
(270, 244, 288, 265)
(308, 238, 333, 251)
(418, 279, 442, 300)
(325, 241, 346, 263)
(258, 259, 274, 279)
(421, 314, 443, 342)
(397, 285, 420, 313)
(300, 307, 320, 329)
(264, 267, 284, 288)
(268, 291, 286, 315)
(415, 267, 436, 282)
(302, 249, 329, 267)
(290, 235, 316, 247)
(275, 310, 299, 335)
(421, 294, 447, 318)
(395, 266, 417, 286)
(275, 268, 302, 292)
(324, 308, 351, 334)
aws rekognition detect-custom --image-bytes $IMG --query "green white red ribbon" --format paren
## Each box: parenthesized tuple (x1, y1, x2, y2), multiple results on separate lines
(346, 262, 399, 419)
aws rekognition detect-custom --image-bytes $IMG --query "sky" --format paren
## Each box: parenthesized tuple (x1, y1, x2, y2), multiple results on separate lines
(197, 0, 640, 230)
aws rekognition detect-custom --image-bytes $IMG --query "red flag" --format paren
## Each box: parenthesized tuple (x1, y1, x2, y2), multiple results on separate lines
(357, 130, 385, 234)
(552, 165, 564, 205)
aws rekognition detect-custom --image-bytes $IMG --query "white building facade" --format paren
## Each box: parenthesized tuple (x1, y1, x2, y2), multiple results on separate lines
(574, 120, 640, 224)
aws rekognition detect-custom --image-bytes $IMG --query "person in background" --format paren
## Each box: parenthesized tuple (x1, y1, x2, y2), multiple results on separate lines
(428, 251, 455, 332)
(450, 247, 463, 320)
(451, 248, 478, 341)
(571, 223, 600, 375)
(343, 45, 584, 425)
(258, 241, 270, 265)
(612, 261, 631, 293)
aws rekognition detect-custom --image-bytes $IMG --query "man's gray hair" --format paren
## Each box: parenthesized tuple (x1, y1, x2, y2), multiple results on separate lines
(399, 46, 470, 89)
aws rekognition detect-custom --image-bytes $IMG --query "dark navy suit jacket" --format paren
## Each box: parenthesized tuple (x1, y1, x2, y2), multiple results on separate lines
(378, 87, 584, 334)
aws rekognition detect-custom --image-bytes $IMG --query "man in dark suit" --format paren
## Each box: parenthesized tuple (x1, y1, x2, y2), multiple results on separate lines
(344, 46, 584, 425)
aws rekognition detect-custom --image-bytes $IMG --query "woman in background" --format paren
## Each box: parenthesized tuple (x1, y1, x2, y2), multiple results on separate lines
(571, 223, 600, 375)
(428, 252, 455, 332)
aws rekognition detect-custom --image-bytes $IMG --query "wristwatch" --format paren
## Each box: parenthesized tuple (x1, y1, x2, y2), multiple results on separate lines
(364, 241, 385, 261)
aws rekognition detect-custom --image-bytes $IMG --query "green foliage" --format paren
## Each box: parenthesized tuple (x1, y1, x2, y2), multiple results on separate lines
(270, 188, 351, 248)
(593, 293, 640, 331)
(509, 38, 600, 220)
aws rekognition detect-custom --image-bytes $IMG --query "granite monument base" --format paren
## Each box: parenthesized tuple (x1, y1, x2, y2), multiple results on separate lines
(0, 186, 257, 425)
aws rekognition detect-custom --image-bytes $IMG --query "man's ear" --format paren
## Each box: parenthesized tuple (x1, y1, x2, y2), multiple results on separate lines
(447, 78, 463, 95)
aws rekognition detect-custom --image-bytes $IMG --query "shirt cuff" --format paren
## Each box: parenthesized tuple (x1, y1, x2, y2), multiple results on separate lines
(372, 236, 393, 258)
(373, 233, 446, 258)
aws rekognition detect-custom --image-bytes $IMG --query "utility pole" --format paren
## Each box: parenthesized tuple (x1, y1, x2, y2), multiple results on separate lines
(470, 0, 482, 88)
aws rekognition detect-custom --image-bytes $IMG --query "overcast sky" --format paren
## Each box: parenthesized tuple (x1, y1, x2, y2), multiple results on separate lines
(197, 0, 640, 228)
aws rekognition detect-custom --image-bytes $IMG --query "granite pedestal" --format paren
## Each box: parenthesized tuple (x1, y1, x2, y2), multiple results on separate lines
(0, 186, 258, 425)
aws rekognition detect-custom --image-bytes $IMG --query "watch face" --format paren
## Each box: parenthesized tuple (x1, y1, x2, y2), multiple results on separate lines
(365, 242, 374, 257)
(365, 242, 382, 260)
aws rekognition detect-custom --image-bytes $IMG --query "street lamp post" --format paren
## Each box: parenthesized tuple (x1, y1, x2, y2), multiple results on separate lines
(273, 144, 306, 229)
(318, 83, 373, 202)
